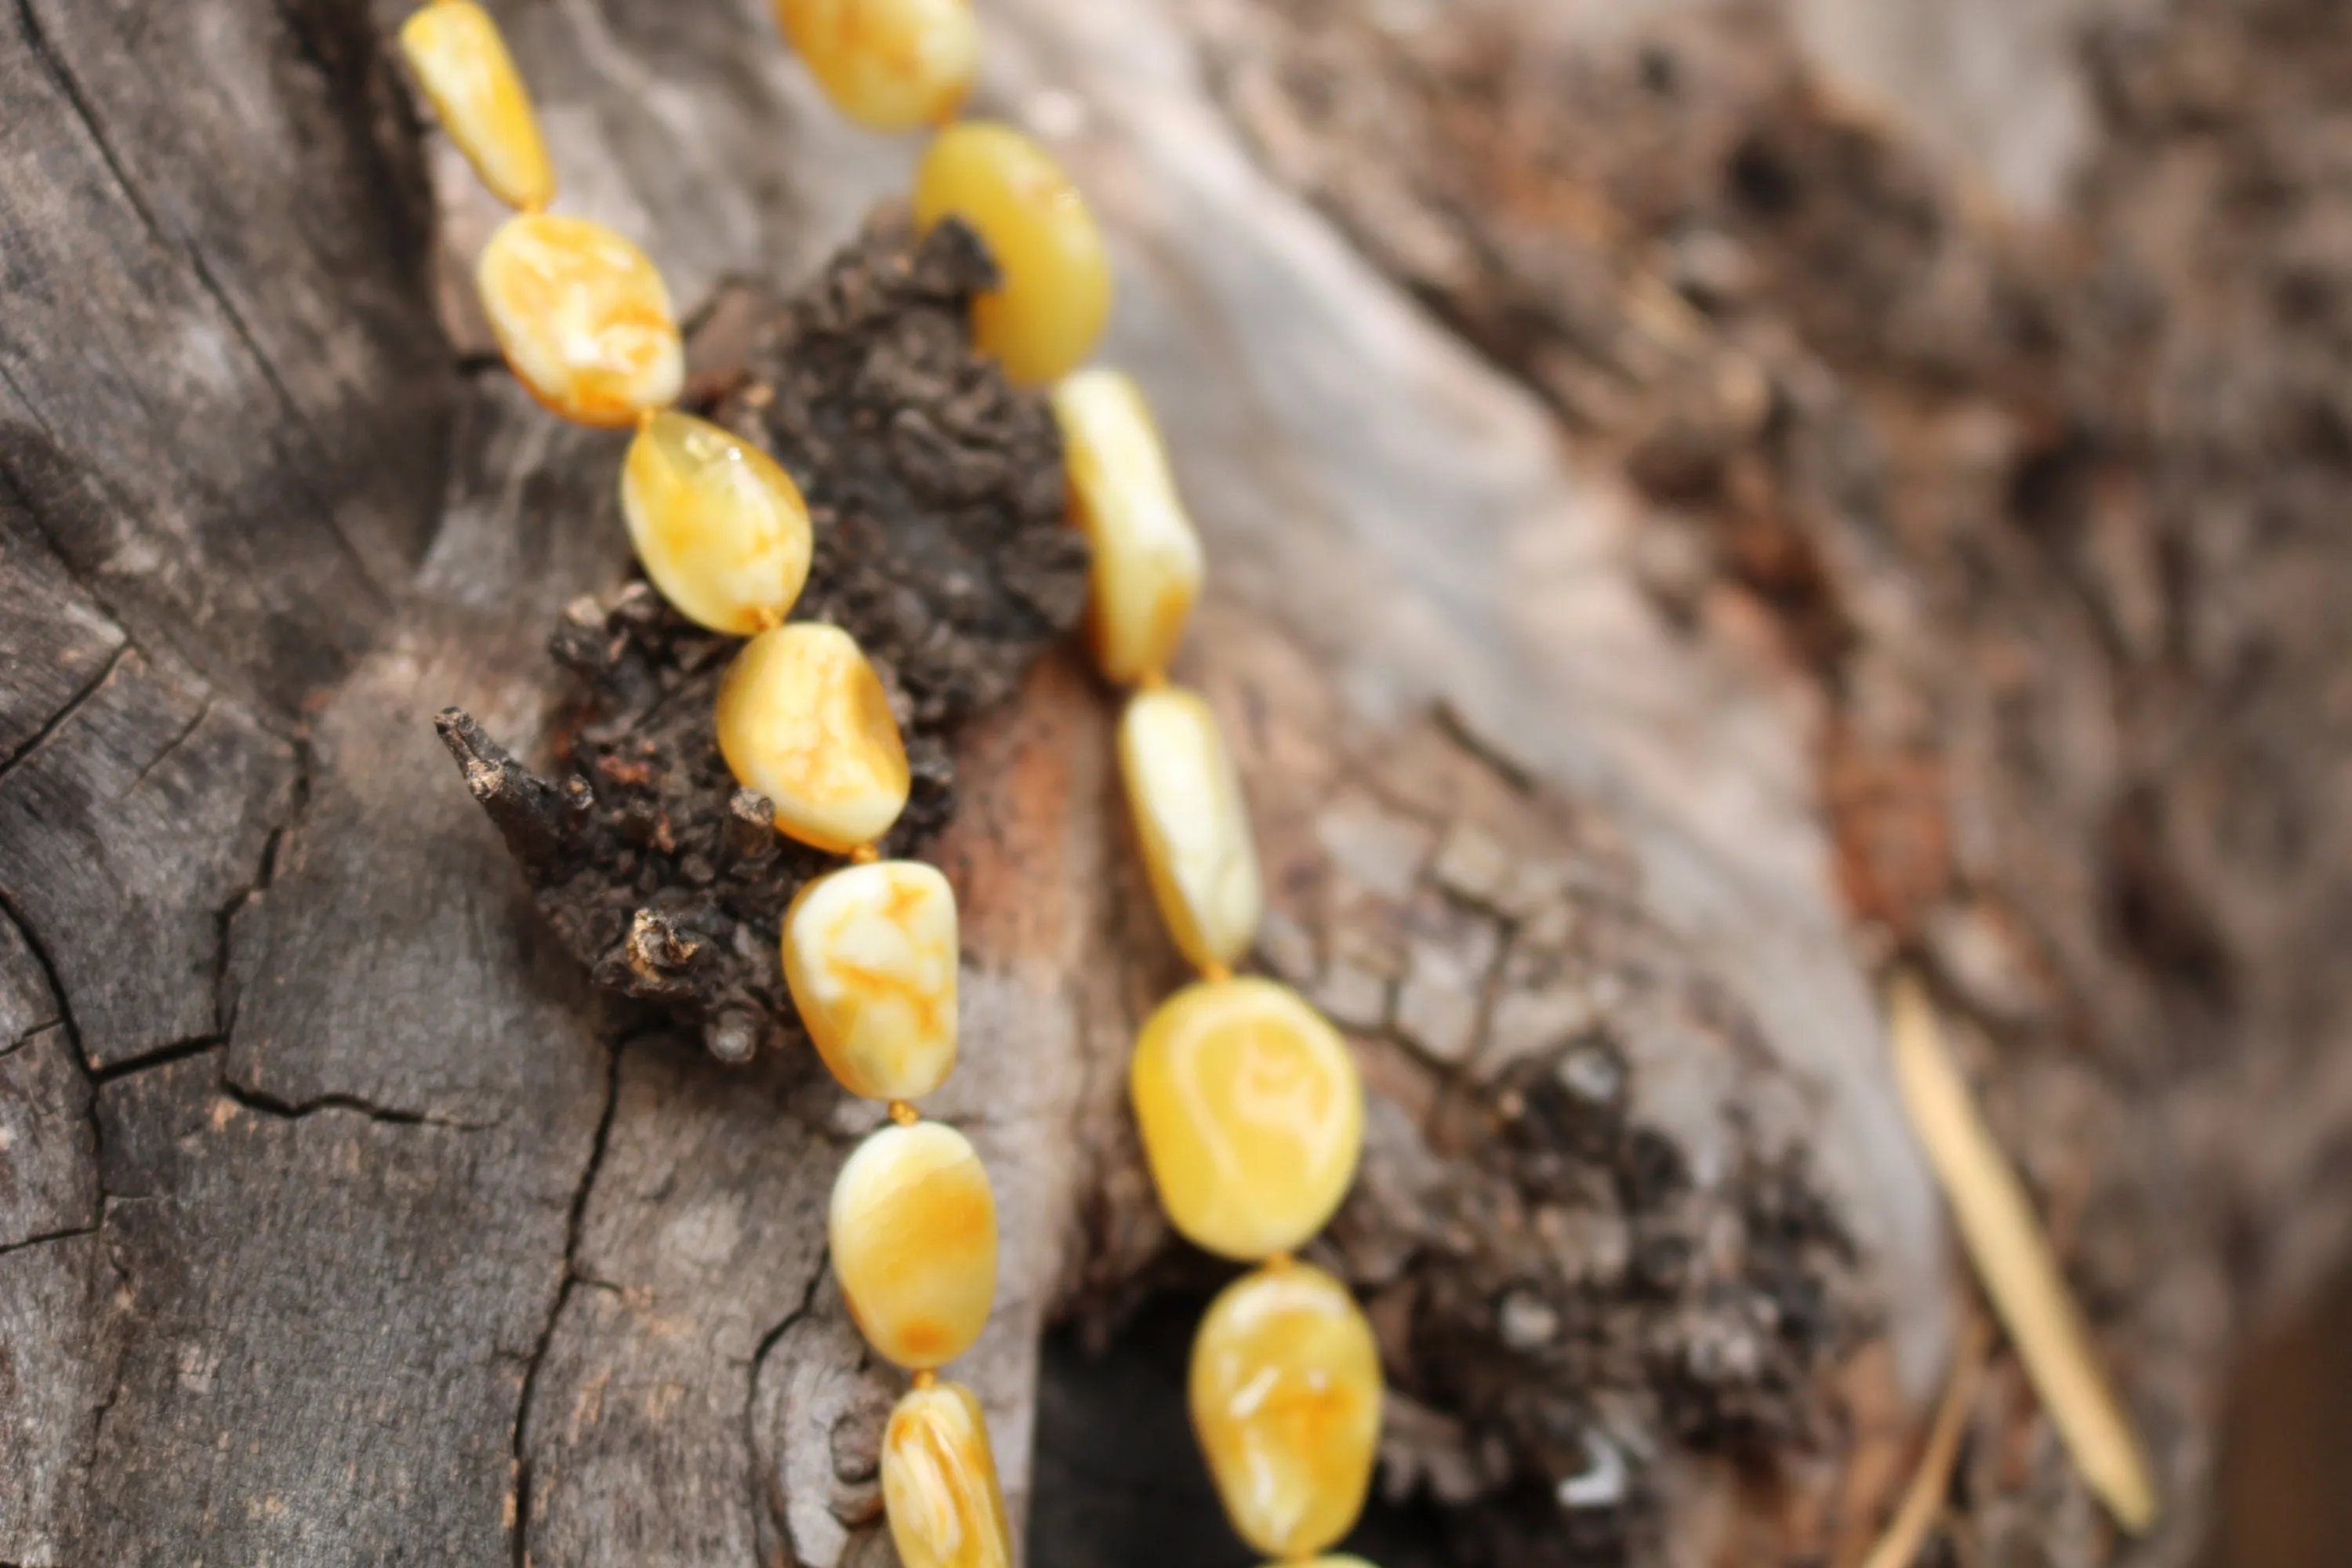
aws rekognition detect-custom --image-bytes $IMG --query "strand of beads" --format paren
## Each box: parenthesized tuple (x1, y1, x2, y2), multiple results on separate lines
(401, 5, 1016, 1565)
(775, 6, 1387, 1566)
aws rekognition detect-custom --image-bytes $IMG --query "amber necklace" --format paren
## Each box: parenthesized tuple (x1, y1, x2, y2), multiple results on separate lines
(401, 2, 1381, 1563)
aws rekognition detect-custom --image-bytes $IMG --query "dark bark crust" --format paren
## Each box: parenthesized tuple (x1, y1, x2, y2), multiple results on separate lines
(437, 218, 1088, 1062)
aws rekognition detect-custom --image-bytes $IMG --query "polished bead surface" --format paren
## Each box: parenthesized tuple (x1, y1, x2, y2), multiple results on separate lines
(783, 859, 958, 1102)
(622, 411, 812, 634)
(1052, 368, 1204, 684)
(1118, 685, 1261, 972)
(1192, 1263, 1383, 1559)
(398, 1, 555, 212)
(775, 0, 978, 132)
(717, 624, 912, 854)
(831, 1121, 998, 1368)
(477, 213, 683, 427)
(881, 1381, 1014, 1568)
(913, 122, 1111, 387)
(1131, 977, 1363, 1261)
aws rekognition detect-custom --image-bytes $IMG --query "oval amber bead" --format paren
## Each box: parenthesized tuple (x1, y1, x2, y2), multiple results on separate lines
(716, 623, 912, 854)
(783, 859, 958, 1102)
(913, 123, 1111, 387)
(1052, 368, 1204, 684)
(622, 411, 813, 634)
(881, 1380, 1014, 1568)
(477, 213, 683, 427)
(1130, 977, 1363, 1261)
(1118, 685, 1261, 972)
(831, 1120, 998, 1369)
(775, 0, 979, 132)
(1192, 1263, 1383, 1559)
(398, 1, 556, 212)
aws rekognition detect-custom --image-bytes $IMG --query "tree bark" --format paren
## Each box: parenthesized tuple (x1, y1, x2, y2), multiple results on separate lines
(0, 1, 2074, 1566)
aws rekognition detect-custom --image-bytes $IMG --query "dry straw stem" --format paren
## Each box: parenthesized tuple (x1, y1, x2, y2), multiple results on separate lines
(1887, 975, 2159, 1534)
(1859, 1312, 1991, 1568)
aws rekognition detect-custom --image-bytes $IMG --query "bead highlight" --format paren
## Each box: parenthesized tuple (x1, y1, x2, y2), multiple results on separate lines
(881, 1380, 1016, 1568)
(1191, 1263, 1383, 1559)
(1131, 977, 1363, 1261)
(717, 623, 913, 854)
(622, 412, 813, 634)
(1118, 685, 1262, 972)
(478, 213, 684, 426)
(1052, 368, 1205, 684)
(914, 122, 1112, 387)
(783, 859, 960, 1102)
(398, 1, 556, 212)
(775, 0, 979, 132)
(830, 1120, 999, 1369)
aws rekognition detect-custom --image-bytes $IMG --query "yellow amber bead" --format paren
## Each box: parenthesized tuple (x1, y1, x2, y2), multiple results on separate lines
(477, 213, 683, 427)
(831, 1121, 998, 1368)
(1052, 368, 1205, 684)
(717, 624, 913, 854)
(1118, 686, 1262, 972)
(913, 123, 1112, 387)
(1131, 978, 1363, 1261)
(622, 412, 813, 635)
(775, 0, 979, 132)
(1192, 1263, 1383, 1559)
(398, 1, 556, 212)
(881, 1381, 1014, 1568)
(783, 859, 958, 1102)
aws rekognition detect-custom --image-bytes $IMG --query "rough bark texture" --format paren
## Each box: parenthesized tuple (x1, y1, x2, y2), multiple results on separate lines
(5, 0, 2344, 1566)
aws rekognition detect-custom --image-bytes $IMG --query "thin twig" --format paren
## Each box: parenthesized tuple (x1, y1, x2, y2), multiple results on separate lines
(1860, 1311, 1991, 1568)
(1888, 975, 2159, 1534)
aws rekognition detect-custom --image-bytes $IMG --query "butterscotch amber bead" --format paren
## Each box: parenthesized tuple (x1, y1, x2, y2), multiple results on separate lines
(477, 213, 683, 427)
(1192, 1263, 1383, 1559)
(913, 123, 1111, 387)
(775, 0, 978, 132)
(622, 412, 812, 634)
(716, 624, 912, 853)
(783, 859, 958, 1102)
(1131, 978, 1363, 1261)
(881, 1381, 1014, 1568)
(1118, 686, 1261, 972)
(1052, 368, 1204, 684)
(831, 1121, 998, 1368)
(398, 1, 555, 212)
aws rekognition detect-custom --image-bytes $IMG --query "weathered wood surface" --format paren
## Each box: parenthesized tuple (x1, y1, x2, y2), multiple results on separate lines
(0, 1, 1952, 1565)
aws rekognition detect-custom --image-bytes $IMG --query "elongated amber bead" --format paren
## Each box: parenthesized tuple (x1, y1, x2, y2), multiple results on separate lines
(913, 123, 1112, 387)
(783, 859, 958, 1102)
(831, 1120, 998, 1368)
(775, 0, 979, 132)
(1052, 368, 1204, 684)
(1131, 977, 1363, 1261)
(881, 1380, 1014, 1568)
(1118, 685, 1261, 972)
(398, 1, 555, 212)
(477, 213, 683, 426)
(717, 624, 912, 854)
(1192, 1263, 1383, 1559)
(622, 412, 812, 635)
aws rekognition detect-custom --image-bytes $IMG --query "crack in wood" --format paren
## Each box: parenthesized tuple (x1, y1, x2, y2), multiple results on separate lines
(510, 1036, 625, 1568)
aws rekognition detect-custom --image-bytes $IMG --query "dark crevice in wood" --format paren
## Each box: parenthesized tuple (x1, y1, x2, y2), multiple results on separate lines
(86, 1036, 225, 1087)
(213, 1077, 492, 1132)
(0, 1226, 97, 1262)
(0, 643, 127, 786)
(213, 737, 313, 1041)
(510, 1036, 625, 1568)
(744, 1258, 830, 1553)
(11, 0, 169, 256)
